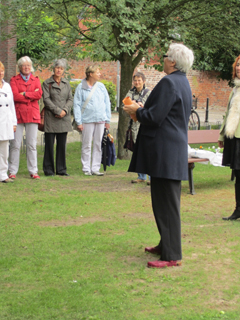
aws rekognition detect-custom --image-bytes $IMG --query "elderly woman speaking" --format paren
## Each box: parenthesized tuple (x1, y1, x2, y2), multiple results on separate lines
(123, 43, 194, 269)
(42, 59, 73, 176)
(73, 65, 111, 176)
(9, 56, 42, 179)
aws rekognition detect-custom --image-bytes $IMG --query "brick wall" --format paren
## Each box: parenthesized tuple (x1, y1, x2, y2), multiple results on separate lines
(35, 59, 232, 111)
(136, 65, 232, 111)
(0, 22, 16, 82)
(35, 58, 118, 84)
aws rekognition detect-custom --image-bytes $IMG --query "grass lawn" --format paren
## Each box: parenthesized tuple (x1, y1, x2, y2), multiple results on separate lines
(0, 142, 240, 320)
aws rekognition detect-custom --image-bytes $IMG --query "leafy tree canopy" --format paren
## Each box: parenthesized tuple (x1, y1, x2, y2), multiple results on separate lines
(16, 12, 59, 63)
(1, 0, 240, 157)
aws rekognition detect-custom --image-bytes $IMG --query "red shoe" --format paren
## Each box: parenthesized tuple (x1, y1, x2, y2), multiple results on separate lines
(145, 246, 161, 255)
(147, 260, 182, 268)
(9, 174, 16, 179)
(30, 174, 40, 179)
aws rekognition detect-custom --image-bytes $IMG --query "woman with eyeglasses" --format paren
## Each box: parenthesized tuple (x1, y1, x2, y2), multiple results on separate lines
(0, 61, 17, 183)
(8, 56, 42, 180)
(123, 43, 194, 269)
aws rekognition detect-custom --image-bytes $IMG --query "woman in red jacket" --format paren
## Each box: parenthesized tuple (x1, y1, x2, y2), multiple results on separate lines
(9, 56, 42, 179)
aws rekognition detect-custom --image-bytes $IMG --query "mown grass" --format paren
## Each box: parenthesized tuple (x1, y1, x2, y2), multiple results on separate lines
(0, 142, 240, 320)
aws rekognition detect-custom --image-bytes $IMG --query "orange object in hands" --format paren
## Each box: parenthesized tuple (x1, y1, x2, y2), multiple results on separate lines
(122, 96, 133, 105)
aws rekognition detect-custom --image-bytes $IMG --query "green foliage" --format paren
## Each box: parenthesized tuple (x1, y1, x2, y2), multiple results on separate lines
(15, 10, 59, 63)
(2, 0, 240, 157)
(100, 80, 117, 111)
(69, 80, 81, 97)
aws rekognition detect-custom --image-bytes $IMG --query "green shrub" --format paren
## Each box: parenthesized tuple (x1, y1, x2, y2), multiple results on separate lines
(70, 80, 81, 96)
(100, 80, 117, 111)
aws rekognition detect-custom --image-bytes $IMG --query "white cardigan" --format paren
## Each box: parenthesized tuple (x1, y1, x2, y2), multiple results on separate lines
(0, 80, 17, 141)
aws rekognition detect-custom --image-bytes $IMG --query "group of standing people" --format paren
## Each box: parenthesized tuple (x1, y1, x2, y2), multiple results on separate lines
(0, 57, 111, 182)
(1, 44, 240, 270)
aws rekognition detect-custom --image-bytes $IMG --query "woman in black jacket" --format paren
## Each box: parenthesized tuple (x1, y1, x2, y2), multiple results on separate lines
(123, 43, 194, 269)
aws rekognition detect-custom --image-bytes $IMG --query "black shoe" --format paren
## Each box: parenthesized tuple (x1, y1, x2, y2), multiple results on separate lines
(44, 173, 55, 176)
(56, 173, 69, 176)
(222, 209, 240, 220)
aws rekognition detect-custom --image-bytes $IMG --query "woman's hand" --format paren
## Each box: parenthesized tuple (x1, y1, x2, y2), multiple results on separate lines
(77, 124, 83, 132)
(218, 140, 224, 148)
(105, 123, 110, 129)
(123, 101, 140, 115)
(13, 125, 17, 132)
(55, 110, 66, 118)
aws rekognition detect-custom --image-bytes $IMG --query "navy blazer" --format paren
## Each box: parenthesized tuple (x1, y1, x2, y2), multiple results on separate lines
(128, 70, 192, 180)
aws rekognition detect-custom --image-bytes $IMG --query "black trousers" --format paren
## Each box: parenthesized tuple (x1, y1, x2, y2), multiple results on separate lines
(43, 132, 67, 175)
(150, 177, 182, 261)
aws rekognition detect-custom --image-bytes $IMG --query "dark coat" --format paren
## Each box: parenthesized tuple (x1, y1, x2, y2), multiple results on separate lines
(128, 70, 192, 181)
(42, 76, 73, 133)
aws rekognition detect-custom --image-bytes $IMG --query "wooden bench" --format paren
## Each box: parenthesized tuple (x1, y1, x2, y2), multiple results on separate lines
(188, 129, 220, 195)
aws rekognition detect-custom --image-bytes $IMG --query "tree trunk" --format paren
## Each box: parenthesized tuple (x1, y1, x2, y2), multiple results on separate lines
(117, 54, 135, 159)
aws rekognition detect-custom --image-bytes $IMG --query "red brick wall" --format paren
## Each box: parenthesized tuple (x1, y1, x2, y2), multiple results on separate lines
(35, 58, 118, 84)
(136, 65, 232, 111)
(0, 23, 16, 82)
(34, 59, 232, 111)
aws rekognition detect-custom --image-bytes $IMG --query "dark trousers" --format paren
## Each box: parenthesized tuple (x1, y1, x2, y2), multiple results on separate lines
(150, 177, 182, 261)
(43, 132, 67, 175)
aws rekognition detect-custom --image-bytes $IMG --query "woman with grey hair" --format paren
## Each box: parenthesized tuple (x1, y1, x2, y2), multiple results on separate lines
(42, 59, 73, 176)
(9, 56, 42, 179)
(123, 43, 194, 269)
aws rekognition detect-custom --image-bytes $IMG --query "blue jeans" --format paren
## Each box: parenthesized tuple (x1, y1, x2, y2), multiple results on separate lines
(138, 173, 151, 181)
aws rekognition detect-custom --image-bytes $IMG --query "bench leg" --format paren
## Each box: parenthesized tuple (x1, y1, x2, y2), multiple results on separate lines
(188, 163, 196, 195)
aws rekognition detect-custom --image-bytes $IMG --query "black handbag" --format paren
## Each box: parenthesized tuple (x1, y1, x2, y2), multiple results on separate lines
(124, 119, 135, 152)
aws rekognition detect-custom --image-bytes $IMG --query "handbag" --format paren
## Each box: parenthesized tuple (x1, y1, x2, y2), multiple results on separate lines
(124, 119, 135, 152)
(38, 107, 45, 132)
(38, 83, 52, 132)
(72, 82, 99, 131)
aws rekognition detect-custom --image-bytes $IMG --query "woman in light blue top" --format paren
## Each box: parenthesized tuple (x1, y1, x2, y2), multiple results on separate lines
(73, 65, 111, 175)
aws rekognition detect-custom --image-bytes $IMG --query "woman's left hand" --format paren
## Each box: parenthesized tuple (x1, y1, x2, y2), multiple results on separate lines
(105, 123, 110, 129)
(55, 110, 66, 118)
(123, 101, 140, 115)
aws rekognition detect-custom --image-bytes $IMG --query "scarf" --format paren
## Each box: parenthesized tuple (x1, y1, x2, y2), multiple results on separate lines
(225, 78, 240, 139)
(20, 73, 31, 82)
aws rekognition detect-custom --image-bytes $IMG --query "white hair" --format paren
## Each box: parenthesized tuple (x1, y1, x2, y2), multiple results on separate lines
(17, 56, 34, 72)
(167, 43, 194, 73)
(53, 58, 68, 71)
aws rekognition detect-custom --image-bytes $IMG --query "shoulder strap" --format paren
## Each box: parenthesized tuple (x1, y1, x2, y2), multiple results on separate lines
(132, 87, 149, 101)
(141, 88, 150, 98)
(81, 82, 99, 115)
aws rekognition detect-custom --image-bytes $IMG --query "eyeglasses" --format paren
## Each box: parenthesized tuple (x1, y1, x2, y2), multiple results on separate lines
(163, 54, 168, 58)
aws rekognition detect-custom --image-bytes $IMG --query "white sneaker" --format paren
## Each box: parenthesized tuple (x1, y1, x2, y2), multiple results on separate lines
(92, 171, 104, 176)
(84, 172, 92, 176)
